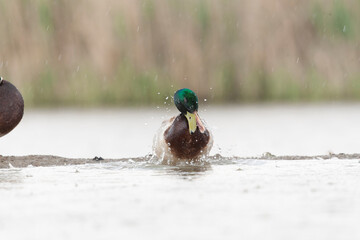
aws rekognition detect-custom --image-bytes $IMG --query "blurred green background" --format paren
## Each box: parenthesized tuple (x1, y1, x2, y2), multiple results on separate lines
(0, 0, 359, 107)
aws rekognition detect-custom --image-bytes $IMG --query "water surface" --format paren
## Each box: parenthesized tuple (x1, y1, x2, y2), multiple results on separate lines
(1, 103, 360, 158)
(1, 104, 360, 240)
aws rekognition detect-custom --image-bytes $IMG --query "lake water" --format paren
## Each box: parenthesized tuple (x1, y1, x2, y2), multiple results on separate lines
(2, 103, 360, 158)
(0, 104, 360, 240)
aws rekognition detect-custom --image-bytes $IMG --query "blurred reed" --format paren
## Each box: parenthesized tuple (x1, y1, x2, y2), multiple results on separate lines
(0, 0, 359, 106)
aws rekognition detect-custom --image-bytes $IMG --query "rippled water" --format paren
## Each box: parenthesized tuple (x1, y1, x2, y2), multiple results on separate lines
(1, 104, 360, 240)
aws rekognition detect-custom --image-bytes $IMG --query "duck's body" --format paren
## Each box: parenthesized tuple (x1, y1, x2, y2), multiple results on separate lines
(153, 89, 212, 163)
(0, 78, 24, 137)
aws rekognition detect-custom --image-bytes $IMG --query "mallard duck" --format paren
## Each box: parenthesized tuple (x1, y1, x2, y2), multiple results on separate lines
(153, 88, 212, 163)
(0, 77, 24, 137)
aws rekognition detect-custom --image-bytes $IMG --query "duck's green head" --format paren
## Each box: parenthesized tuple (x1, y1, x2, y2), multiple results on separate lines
(174, 88, 198, 113)
(174, 88, 205, 134)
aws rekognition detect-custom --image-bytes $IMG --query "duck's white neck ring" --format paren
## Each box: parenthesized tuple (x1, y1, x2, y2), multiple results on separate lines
(0, 77, 3, 85)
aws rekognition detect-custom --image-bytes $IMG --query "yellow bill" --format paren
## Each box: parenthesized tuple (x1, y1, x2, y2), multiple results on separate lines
(185, 111, 206, 134)
(185, 112, 197, 134)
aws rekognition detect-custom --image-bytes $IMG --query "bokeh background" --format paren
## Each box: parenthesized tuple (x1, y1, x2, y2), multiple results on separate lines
(0, 0, 359, 107)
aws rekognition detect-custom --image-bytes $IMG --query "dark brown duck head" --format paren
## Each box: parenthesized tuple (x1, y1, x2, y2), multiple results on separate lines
(0, 77, 24, 137)
(164, 88, 210, 159)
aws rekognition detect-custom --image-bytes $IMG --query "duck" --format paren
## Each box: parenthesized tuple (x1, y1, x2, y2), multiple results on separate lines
(153, 88, 213, 163)
(0, 77, 24, 137)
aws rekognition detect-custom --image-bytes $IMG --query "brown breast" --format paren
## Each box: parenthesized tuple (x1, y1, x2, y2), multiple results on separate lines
(164, 114, 210, 159)
(0, 80, 24, 137)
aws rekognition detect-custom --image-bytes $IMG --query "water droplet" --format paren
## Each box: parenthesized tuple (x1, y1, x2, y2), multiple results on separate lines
(157, 92, 160, 95)
(204, 99, 207, 102)
(165, 96, 169, 100)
